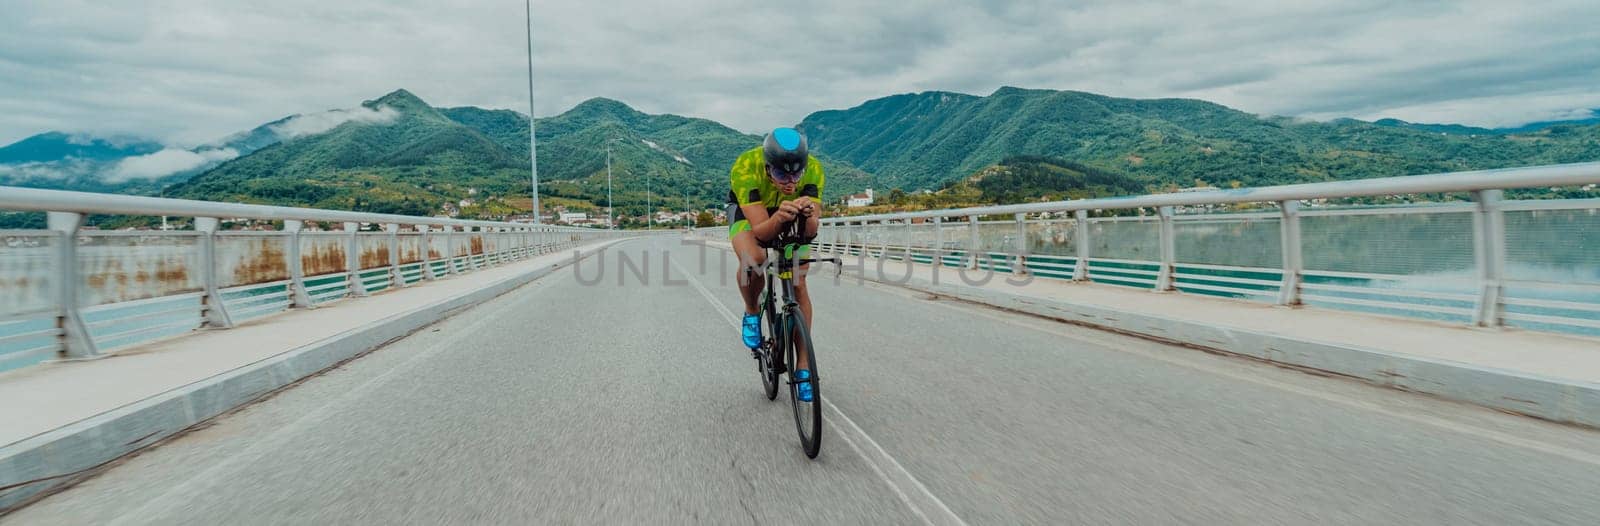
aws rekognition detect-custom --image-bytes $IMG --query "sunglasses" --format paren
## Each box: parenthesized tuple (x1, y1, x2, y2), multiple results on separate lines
(766, 163, 804, 184)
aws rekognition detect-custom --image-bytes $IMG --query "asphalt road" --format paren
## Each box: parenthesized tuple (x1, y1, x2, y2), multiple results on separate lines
(10, 236, 1600, 525)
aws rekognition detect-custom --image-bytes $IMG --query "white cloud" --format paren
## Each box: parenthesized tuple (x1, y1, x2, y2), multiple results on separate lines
(0, 159, 99, 181)
(267, 105, 400, 140)
(0, 0, 1596, 145)
(107, 148, 238, 182)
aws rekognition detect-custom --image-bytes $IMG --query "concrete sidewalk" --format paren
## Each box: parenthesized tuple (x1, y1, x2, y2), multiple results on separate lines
(709, 239, 1600, 428)
(0, 239, 622, 511)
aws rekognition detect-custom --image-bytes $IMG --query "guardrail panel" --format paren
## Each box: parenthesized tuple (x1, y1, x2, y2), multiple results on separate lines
(397, 233, 424, 265)
(1087, 217, 1161, 262)
(1173, 215, 1282, 268)
(0, 231, 55, 316)
(76, 232, 203, 307)
(1504, 208, 1600, 284)
(216, 232, 291, 288)
(299, 232, 348, 277)
(1301, 209, 1476, 276)
(357, 233, 391, 271)
(1025, 219, 1078, 258)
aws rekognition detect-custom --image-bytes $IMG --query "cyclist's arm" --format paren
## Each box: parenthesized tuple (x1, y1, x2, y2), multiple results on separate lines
(741, 202, 784, 243)
(801, 199, 820, 240)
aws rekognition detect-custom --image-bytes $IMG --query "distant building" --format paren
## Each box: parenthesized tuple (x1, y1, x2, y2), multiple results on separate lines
(559, 212, 588, 223)
(655, 211, 695, 223)
(845, 188, 875, 207)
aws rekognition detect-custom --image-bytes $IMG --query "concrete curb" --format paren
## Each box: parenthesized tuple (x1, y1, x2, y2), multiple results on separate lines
(0, 241, 619, 513)
(804, 246, 1600, 430)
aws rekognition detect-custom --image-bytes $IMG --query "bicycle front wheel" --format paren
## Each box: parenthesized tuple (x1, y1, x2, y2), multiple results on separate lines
(786, 310, 822, 458)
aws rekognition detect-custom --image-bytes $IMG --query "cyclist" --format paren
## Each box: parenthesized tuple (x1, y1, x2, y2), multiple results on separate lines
(727, 127, 823, 402)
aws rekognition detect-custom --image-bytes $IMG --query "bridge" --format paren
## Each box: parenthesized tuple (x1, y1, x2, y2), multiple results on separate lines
(2, 163, 1599, 523)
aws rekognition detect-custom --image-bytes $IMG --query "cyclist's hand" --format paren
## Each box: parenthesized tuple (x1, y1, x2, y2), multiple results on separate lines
(787, 199, 812, 217)
(775, 200, 802, 222)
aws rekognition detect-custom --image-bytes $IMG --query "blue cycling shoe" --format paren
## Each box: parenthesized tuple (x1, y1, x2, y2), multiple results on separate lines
(795, 369, 814, 402)
(741, 312, 762, 349)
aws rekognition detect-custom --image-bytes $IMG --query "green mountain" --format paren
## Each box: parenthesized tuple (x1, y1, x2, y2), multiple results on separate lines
(172, 90, 525, 216)
(799, 86, 1600, 193)
(0, 132, 163, 164)
(170, 90, 871, 222)
(1373, 110, 1600, 135)
(856, 156, 1144, 213)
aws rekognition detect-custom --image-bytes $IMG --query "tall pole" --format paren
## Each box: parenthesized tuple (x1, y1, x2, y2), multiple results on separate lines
(524, 0, 540, 224)
(606, 144, 613, 229)
(647, 169, 653, 231)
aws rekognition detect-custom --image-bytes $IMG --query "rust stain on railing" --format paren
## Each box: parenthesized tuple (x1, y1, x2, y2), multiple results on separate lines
(469, 236, 484, 255)
(359, 245, 391, 270)
(85, 256, 194, 304)
(230, 238, 289, 286)
(302, 243, 346, 277)
(399, 240, 423, 264)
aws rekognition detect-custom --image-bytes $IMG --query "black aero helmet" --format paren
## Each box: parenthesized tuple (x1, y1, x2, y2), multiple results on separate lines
(763, 127, 808, 181)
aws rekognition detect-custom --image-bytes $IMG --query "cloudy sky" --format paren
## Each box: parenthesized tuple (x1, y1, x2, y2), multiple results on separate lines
(2, 0, 1598, 147)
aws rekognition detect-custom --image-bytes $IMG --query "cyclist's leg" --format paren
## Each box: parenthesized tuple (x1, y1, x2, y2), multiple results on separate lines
(728, 221, 766, 315)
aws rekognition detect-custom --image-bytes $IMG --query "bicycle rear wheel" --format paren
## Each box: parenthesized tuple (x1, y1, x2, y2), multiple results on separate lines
(785, 310, 822, 458)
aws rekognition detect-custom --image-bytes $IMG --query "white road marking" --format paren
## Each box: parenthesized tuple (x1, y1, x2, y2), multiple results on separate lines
(671, 255, 968, 526)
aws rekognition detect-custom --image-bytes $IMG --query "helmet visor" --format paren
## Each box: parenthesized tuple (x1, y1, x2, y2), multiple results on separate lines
(766, 162, 805, 184)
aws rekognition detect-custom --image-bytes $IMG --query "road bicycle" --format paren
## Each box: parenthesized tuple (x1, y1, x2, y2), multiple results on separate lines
(752, 215, 839, 458)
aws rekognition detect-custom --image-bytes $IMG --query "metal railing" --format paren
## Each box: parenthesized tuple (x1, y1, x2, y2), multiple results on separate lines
(812, 162, 1600, 337)
(0, 186, 629, 371)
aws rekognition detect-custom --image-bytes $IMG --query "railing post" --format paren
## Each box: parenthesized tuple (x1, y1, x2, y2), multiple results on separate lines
(284, 220, 313, 308)
(967, 215, 980, 269)
(933, 216, 944, 267)
(1473, 189, 1506, 327)
(904, 218, 914, 261)
(195, 217, 234, 328)
(856, 221, 865, 256)
(419, 225, 436, 281)
(386, 223, 404, 289)
(1072, 210, 1090, 281)
(846, 221, 855, 255)
(1276, 201, 1303, 306)
(1154, 206, 1176, 292)
(1013, 212, 1029, 276)
(345, 222, 369, 297)
(443, 225, 458, 275)
(46, 212, 99, 359)
(467, 227, 481, 271)
(488, 228, 500, 266)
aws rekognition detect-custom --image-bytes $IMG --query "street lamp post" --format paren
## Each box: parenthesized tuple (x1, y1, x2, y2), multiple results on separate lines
(605, 142, 614, 230)
(524, 0, 540, 224)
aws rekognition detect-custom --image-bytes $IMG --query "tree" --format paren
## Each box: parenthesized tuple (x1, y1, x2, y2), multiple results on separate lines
(695, 210, 716, 227)
(888, 188, 907, 204)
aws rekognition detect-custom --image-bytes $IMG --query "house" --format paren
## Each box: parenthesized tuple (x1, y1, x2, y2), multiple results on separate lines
(845, 188, 875, 207)
(559, 212, 588, 223)
(655, 211, 695, 223)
